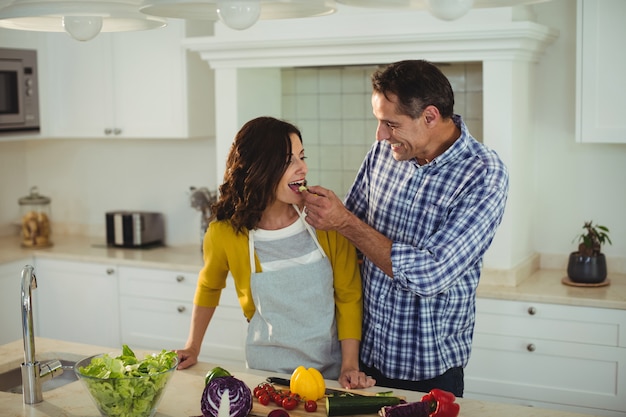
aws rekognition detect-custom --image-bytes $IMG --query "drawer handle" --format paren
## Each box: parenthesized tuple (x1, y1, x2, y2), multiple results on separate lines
(106, 268, 115, 275)
(177, 306, 186, 313)
(176, 275, 185, 283)
(527, 306, 537, 315)
(526, 343, 536, 352)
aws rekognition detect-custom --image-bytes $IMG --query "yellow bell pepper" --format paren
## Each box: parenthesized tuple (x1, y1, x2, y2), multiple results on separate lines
(289, 366, 326, 401)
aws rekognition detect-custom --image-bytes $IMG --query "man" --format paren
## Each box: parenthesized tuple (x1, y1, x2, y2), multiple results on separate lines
(303, 60, 509, 396)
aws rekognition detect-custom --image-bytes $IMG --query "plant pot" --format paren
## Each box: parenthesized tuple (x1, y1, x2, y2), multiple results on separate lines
(567, 252, 607, 284)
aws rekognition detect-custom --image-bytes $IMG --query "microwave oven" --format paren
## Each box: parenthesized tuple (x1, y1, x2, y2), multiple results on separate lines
(0, 47, 40, 132)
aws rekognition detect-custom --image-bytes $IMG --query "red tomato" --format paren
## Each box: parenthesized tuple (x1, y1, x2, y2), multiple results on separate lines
(273, 393, 284, 405)
(282, 397, 298, 410)
(304, 400, 317, 412)
(259, 393, 271, 406)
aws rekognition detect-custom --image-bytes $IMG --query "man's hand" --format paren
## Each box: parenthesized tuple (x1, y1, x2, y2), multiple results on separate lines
(302, 185, 351, 231)
(303, 184, 394, 277)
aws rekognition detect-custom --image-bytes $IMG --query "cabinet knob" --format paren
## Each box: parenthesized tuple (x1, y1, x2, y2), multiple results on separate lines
(177, 306, 186, 313)
(106, 268, 115, 275)
(113, 128, 122, 135)
(104, 128, 112, 135)
(176, 275, 185, 283)
(527, 306, 537, 315)
(526, 343, 536, 352)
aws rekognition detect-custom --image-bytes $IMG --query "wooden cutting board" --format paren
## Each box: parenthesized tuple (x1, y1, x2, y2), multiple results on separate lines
(248, 382, 399, 417)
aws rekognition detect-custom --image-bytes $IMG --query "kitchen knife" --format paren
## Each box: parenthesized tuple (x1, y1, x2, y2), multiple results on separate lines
(265, 376, 365, 397)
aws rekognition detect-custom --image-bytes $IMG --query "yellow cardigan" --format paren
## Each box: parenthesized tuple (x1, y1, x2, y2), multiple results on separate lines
(194, 219, 363, 341)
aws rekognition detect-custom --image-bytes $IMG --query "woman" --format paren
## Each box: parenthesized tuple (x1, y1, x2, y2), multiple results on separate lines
(176, 116, 375, 389)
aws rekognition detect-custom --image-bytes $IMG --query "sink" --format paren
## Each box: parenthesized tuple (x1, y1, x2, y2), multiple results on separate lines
(0, 354, 82, 394)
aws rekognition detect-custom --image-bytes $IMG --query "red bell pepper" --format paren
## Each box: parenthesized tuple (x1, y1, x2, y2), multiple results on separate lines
(378, 389, 460, 417)
(420, 389, 460, 417)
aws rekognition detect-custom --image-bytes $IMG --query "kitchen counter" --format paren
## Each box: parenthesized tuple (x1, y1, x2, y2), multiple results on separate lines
(0, 235, 203, 273)
(1, 234, 625, 310)
(0, 338, 601, 417)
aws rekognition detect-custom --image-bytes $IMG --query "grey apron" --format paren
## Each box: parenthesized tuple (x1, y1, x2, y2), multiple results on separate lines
(245, 207, 342, 379)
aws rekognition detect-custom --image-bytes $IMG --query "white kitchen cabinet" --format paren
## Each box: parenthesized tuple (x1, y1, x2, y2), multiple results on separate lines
(465, 298, 626, 417)
(43, 20, 213, 139)
(576, 0, 626, 143)
(0, 258, 32, 345)
(33, 258, 120, 348)
(118, 265, 247, 368)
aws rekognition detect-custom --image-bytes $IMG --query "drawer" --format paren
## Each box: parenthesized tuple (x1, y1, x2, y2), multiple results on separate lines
(118, 265, 239, 307)
(475, 298, 626, 347)
(118, 265, 197, 301)
(466, 334, 625, 413)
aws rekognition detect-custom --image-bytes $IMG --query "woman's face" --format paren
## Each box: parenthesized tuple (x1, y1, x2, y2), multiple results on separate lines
(275, 133, 308, 205)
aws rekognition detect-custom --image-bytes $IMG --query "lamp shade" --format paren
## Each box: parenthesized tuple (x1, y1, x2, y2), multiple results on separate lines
(139, 0, 336, 21)
(0, 0, 166, 39)
(335, 0, 550, 20)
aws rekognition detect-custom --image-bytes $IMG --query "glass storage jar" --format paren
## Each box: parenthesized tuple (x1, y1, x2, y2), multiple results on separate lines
(19, 186, 53, 248)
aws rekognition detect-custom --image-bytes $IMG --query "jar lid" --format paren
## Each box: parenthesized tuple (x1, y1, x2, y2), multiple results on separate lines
(19, 186, 51, 205)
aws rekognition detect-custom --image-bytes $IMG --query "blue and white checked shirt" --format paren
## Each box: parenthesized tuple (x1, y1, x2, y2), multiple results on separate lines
(346, 115, 509, 381)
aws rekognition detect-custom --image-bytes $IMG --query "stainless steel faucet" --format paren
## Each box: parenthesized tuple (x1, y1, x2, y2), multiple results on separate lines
(21, 265, 63, 404)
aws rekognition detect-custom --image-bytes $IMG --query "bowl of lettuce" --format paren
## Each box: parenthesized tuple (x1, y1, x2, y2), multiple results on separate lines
(74, 345, 178, 417)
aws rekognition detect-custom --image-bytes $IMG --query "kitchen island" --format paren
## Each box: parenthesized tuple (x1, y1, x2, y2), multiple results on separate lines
(1, 235, 624, 416)
(0, 338, 601, 417)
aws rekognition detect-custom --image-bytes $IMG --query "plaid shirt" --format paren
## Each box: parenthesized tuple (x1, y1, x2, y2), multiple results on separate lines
(346, 115, 509, 381)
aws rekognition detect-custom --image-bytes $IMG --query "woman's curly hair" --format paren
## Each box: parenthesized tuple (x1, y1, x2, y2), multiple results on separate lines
(210, 116, 303, 234)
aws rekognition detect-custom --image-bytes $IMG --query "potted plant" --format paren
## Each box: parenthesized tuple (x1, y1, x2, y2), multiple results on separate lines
(567, 221, 612, 284)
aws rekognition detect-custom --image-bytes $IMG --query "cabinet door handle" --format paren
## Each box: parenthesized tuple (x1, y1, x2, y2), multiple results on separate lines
(176, 275, 185, 283)
(527, 306, 537, 315)
(177, 306, 186, 313)
(106, 268, 115, 275)
(526, 343, 536, 352)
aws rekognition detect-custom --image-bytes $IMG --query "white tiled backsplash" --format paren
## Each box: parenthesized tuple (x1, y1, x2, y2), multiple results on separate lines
(282, 62, 483, 199)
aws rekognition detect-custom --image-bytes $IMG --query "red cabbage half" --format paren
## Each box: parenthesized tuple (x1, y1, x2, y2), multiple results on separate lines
(201, 376, 252, 417)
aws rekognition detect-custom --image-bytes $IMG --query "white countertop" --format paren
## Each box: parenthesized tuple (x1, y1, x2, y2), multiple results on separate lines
(0, 338, 600, 417)
(1, 234, 625, 310)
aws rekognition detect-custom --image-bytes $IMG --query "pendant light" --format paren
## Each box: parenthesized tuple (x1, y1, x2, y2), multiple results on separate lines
(0, 0, 166, 41)
(139, 0, 336, 30)
(335, 0, 549, 21)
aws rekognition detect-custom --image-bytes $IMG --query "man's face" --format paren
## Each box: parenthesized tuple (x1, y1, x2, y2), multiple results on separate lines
(372, 91, 429, 162)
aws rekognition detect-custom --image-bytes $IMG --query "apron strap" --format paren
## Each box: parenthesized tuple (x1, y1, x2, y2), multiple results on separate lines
(292, 204, 327, 258)
(248, 229, 257, 273)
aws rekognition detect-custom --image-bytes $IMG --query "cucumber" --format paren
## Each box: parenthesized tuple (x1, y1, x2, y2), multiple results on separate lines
(326, 396, 402, 416)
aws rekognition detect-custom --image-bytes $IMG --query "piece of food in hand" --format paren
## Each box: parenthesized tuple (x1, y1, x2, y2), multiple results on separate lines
(298, 185, 308, 193)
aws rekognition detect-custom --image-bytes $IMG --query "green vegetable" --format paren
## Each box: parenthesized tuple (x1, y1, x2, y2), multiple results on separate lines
(205, 366, 231, 385)
(326, 395, 402, 416)
(76, 344, 178, 417)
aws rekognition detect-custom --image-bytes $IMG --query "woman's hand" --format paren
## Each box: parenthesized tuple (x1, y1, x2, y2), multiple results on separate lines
(174, 347, 199, 370)
(339, 368, 377, 390)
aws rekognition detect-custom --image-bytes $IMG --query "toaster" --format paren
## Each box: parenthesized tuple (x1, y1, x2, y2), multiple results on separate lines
(106, 211, 164, 248)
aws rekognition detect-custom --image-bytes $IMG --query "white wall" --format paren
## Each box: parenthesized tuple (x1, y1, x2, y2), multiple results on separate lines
(0, 137, 216, 246)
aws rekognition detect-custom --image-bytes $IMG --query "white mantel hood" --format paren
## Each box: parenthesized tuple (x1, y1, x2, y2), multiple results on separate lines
(183, 6, 559, 282)
(185, 22, 557, 69)
(184, 6, 558, 69)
